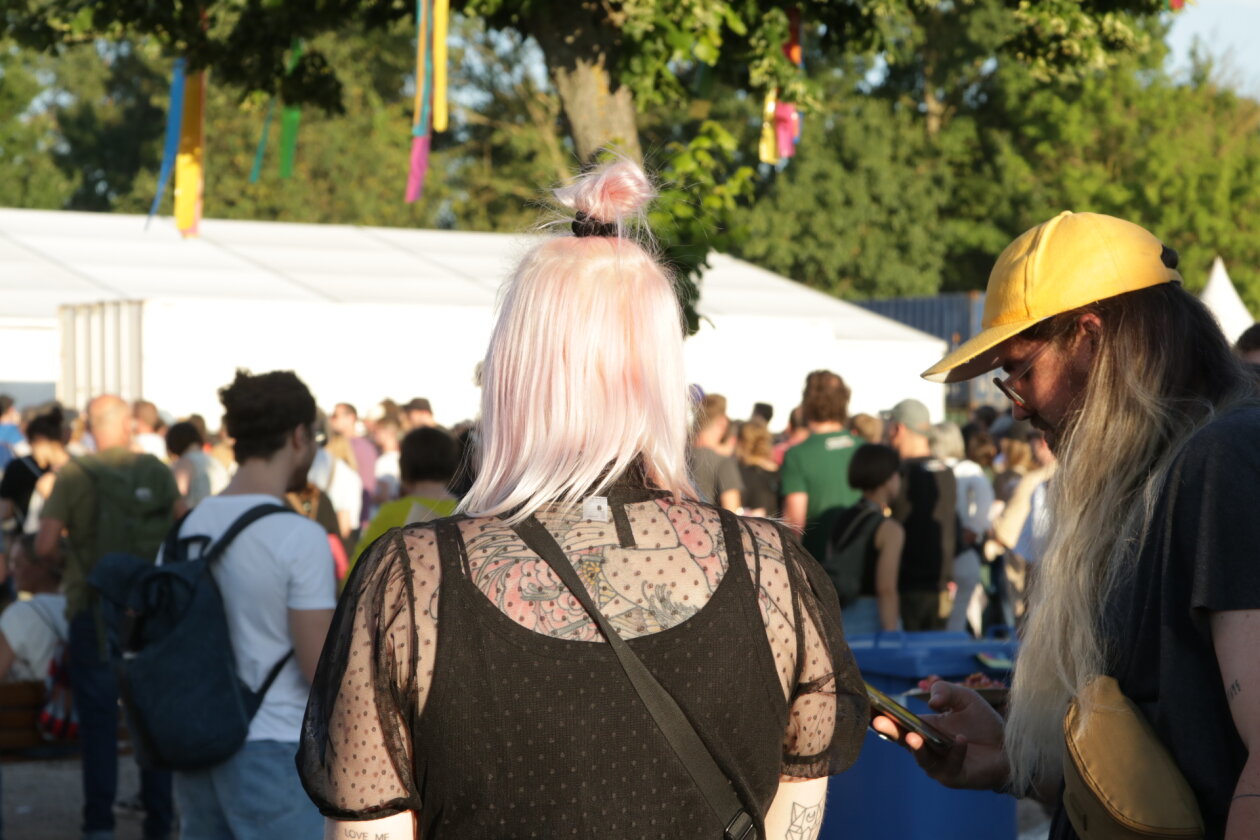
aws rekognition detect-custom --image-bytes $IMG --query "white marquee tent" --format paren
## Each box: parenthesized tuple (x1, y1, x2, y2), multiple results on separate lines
(1199, 256, 1254, 345)
(0, 208, 947, 425)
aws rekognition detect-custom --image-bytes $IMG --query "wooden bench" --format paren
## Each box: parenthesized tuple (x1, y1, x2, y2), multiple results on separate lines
(0, 680, 129, 763)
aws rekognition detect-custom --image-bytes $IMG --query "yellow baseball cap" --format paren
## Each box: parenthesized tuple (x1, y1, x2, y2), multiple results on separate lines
(922, 211, 1182, 384)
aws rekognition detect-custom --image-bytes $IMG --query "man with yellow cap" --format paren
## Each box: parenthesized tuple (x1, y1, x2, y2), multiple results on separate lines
(876, 212, 1260, 840)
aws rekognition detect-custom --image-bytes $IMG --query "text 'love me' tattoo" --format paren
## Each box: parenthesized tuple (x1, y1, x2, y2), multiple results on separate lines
(340, 830, 388, 840)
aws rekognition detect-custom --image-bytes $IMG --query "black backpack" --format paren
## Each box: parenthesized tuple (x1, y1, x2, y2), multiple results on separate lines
(822, 504, 885, 607)
(88, 504, 294, 771)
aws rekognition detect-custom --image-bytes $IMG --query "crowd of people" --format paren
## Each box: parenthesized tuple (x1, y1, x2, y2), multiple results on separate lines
(0, 160, 1253, 840)
(686, 376, 1055, 638)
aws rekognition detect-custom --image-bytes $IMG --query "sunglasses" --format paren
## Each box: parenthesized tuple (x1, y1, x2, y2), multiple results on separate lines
(993, 342, 1051, 411)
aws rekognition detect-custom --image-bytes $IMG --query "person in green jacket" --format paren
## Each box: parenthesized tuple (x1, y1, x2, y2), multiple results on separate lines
(351, 426, 460, 569)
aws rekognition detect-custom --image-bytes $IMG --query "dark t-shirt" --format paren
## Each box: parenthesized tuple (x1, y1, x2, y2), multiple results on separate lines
(738, 463, 780, 515)
(0, 456, 45, 524)
(690, 447, 744, 506)
(890, 456, 957, 593)
(828, 500, 883, 597)
(1048, 406, 1260, 840)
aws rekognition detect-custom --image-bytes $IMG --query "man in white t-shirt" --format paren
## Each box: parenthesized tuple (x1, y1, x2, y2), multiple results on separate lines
(168, 370, 335, 840)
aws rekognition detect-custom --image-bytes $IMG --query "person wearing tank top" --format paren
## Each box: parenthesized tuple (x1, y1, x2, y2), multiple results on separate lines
(298, 160, 869, 840)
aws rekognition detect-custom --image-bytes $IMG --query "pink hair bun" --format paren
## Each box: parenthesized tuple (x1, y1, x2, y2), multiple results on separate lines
(554, 159, 656, 224)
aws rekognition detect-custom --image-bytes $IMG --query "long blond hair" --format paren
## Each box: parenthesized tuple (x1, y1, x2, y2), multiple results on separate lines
(1005, 283, 1256, 791)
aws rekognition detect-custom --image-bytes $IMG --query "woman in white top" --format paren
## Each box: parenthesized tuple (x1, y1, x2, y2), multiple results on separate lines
(931, 422, 995, 635)
(0, 533, 68, 682)
(166, 421, 230, 513)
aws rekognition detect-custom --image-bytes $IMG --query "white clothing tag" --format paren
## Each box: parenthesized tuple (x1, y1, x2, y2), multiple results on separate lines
(825, 436, 854, 451)
(582, 496, 610, 523)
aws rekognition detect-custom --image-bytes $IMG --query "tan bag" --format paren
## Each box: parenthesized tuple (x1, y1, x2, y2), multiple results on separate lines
(1062, 676, 1204, 840)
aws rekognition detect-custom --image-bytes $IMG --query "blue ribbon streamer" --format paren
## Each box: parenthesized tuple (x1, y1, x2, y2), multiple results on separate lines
(413, 0, 434, 138)
(147, 57, 187, 225)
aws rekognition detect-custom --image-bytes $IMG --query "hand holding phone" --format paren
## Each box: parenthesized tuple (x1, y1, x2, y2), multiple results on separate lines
(869, 680, 1015, 791)
(865, 682, 952, 754)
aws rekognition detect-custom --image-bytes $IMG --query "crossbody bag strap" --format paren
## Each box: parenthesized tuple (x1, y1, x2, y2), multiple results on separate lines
(512, 515, 756, 840)
(831, 504, 880, 552)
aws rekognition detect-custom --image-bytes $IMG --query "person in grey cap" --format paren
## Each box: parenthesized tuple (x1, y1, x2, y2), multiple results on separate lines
(875, 212, 1260, 840)
(882, 398, 957, 632)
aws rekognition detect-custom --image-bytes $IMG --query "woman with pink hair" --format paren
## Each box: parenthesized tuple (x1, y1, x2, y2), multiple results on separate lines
(298, 160, 866, 840)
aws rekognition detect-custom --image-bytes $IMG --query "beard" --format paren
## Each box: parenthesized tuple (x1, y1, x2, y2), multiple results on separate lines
(287, 453, 315, 493)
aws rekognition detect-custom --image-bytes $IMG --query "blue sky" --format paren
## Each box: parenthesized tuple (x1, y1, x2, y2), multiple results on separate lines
(1165, 1, 1260, 95)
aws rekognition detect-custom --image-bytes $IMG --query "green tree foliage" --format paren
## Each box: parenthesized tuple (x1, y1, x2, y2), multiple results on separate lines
(732, 94, 950, 299)
(729, 13, 1260, 313)
(988, 48, 1260, 310)
(0, 48, 73, 207)
(10, 19, 566, 232)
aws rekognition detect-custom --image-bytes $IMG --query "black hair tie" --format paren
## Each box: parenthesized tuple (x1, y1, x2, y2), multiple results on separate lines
(1160, 245, 1179, 270)
(572, 211, 619, 238)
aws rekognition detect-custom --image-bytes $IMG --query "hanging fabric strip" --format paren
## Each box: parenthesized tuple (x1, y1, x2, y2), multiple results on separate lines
(279, 39, 305, 179)
(147, 58, 187, 225)
(775, 101, 799, 159)
(758, 89, 779, 164)
(432, 0, 450, 132)
(174, 71, 207, 237)
(411, 0, 429, 130)
(405, 134, 431, 202)
(787, 7, 804, 148)
(406, 0, 434, 202)
(248, 99, 276, 184)
(419, 0, 434, 134)
(279, 105, 301, 178)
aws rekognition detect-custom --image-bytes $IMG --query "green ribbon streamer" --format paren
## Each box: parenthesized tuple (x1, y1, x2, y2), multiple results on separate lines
(279, 104, 300, 179)
(278, 39, 304, 180)
(248, 99, 276, 184)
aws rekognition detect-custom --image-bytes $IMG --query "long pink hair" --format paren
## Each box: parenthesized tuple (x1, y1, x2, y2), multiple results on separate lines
(458, 160, 696, 522)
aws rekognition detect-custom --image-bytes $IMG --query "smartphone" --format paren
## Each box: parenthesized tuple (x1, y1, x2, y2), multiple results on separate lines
(865, 682, 952, 754)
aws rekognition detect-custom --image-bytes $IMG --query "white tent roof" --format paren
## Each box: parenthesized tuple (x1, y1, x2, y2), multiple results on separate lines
(0, 207, 933, 341)
(1199, 256, 1254, 344)
(0, 208, 947, 422)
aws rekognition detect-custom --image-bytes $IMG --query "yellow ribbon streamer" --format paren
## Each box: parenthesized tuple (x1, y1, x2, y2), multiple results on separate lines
(432, 0, 449, 132)
(174, 71, 206, 238)
(412, 0, 429, 129)
(758, 89, 779, 165)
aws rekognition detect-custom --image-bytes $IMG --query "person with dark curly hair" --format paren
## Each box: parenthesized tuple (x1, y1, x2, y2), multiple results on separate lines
(166, 369, 335, 839)
(0, 406, 69, 534)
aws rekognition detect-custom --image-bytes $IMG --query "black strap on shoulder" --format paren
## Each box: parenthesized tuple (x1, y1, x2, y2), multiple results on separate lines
(829, 505, 881, 554)
(243, 649, 296, 718)
(512, 515, 756, 840)
(203, 503, 293, 564)
(196, 503, 298, 716)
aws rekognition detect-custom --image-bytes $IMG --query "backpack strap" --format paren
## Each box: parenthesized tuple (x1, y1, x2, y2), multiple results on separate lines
(202, 503, 294, 564)
(161, 509, 194, 563)
(830, 504, 882, 554)
(193, 502, 299, 718)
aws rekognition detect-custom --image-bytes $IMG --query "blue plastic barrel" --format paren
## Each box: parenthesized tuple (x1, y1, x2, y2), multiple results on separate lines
(821, 630, 1019, 840)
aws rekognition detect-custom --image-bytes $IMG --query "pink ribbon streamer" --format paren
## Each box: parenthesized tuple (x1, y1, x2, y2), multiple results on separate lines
(775, 102, 799, 159)
(405, 134, 431, 203)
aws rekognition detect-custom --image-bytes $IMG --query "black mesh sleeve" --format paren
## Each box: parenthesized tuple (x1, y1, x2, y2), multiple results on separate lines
(297, 530, 423, 819)
(776, 524, 869, 778)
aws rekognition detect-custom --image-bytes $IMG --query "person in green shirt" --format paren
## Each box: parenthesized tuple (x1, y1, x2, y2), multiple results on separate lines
(781, 370, 862, 562)
(351, 426, 461, 570)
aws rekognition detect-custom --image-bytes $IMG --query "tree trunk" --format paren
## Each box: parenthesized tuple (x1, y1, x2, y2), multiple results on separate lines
(528, 2, 642, 164)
